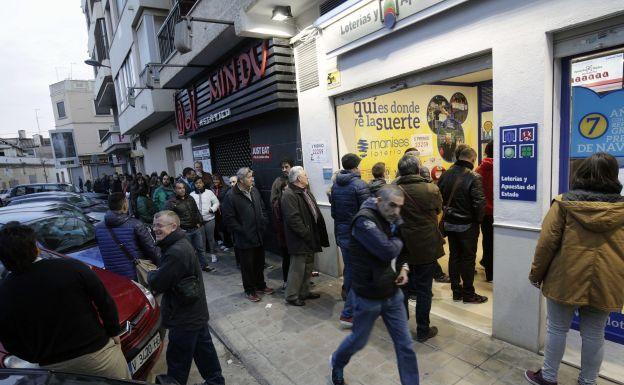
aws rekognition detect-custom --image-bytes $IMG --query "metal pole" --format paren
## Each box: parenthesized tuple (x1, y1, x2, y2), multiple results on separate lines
(34, 109, 41, 135)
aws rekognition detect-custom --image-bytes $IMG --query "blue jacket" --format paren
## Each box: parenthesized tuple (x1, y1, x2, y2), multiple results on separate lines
(95, 211, 161, 281)
(330, 170, 370, 246)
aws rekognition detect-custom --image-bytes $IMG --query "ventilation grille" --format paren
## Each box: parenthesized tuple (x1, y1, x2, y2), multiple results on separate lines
(320, 0, 348, 16)
(295, 39, 319, 92)
(212, 131, 251, 177)
(480, 81, 493, 111)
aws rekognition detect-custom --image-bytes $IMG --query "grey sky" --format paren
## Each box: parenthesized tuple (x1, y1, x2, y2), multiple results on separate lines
(0, 0, 93, 138)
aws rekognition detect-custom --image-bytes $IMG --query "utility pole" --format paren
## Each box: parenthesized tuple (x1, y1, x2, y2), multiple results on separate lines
(34, 109, 41, 135)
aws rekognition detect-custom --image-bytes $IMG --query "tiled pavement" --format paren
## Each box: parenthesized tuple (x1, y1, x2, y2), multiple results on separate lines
(200, 250, 618, 385)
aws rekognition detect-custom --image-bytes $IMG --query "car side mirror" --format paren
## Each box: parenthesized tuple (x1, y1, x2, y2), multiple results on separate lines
(155, 375, 180, 385)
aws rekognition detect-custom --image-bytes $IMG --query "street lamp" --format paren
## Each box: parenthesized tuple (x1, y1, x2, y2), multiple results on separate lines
(272, 6, 292, 21)
(84, 59, 111, 68)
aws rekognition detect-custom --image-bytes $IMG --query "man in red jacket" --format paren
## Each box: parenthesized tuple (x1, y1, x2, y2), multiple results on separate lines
(476, 141, 494, 282)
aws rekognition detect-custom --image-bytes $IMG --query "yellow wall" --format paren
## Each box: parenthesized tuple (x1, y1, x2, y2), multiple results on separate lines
(337, 84, 479, 181)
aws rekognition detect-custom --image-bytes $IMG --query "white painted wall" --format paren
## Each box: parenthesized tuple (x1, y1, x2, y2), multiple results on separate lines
(135, 122, 193, 176)
(295, 0, 624, 351)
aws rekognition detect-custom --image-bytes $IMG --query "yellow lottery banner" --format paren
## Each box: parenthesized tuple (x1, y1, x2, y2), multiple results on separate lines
(337, 84, 479, 181)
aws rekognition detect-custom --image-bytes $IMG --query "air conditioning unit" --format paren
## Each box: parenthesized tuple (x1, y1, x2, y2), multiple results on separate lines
(174, 19, 192, 54)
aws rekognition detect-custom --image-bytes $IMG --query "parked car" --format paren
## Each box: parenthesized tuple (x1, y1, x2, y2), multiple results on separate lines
(6, 192, 107, 219)
(0, 190, 9, 206)
(7, 183, 79, 199)
(0, 201, 103, 225)
(0, 209, 104, 267)
(0, 369, 178, 385)
(0, 249, 162, 380)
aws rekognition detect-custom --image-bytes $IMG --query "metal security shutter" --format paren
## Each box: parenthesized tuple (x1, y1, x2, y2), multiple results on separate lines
(480, 80, 493, 111)
(294, 39, 319, 92)
(211, 131, 251, 177)
(320, 0, 348, 16)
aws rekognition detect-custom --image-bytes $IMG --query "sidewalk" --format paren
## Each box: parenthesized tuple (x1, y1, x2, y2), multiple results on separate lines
(203, 250, 616, 385)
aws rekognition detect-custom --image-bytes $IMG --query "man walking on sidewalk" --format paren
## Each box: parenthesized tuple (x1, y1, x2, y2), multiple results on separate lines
(330, 153, 370, 328)
(166, 181, 214, 273)
(330, 185, 419, 385)
(281, 166, 329, 306)
(222, 167, 274, 302)
(395, 154, 444, 342)
(148, 211, 224, 385)
(437, 145, 487, 304)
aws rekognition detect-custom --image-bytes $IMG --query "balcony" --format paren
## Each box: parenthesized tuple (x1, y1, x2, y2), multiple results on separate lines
(157, 0, 198, 62)
(100, 127, 131, 154)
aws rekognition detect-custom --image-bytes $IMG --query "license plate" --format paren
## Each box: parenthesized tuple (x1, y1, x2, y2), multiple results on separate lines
(128, 333, 161, 375)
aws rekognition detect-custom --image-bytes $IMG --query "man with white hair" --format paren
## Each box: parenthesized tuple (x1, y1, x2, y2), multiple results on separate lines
(280, 166, 329, 306)
(222, 167, 274, 302)
(148, 211, 224, 385)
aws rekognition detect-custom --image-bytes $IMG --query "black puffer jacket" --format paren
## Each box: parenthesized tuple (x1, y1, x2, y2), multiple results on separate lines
(165, 195, 203, 230)
(222, 184, 268, 249)
(437, 160, 486, 224)
(148, 229, 208, 330)
(281, 184, 329, 255)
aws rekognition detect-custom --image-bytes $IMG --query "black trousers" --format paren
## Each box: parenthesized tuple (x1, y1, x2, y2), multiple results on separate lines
(280, 246, 291, 283)
(402, 262, 436, 337)
(480, 215, 494, 281)
(447, 225, 480, 297)
(237, 246, 267, 294)
(166, 324, 224, 385)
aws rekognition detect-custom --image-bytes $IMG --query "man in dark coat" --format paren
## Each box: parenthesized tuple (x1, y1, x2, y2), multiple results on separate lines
(437, 145, 487, 304)
(270, 157, 293, 287)
(395, 154, 444, 342)
(330, 153, 370, 328)
(222, 167, 274, 302)
(281, 166, 329, 306)
(95, 193, 160, 281)
(148, 211, 224, 385)
(166, 181, 213, 273)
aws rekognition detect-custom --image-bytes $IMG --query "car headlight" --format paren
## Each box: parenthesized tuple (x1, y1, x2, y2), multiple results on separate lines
(3, 355, 39, 369)
(132, 281, 156, 308)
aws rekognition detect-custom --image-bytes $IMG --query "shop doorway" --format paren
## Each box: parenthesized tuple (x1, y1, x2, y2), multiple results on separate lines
(558, 45, 624, 383)
(335, 63, 495, 335)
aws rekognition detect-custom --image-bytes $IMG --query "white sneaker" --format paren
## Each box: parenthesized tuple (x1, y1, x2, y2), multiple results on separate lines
(211, 254, 218, 263)
(221, 246, 229, 252)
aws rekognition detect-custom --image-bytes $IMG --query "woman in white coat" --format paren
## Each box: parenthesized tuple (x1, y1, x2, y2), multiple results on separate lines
(191, 176, 220, 263)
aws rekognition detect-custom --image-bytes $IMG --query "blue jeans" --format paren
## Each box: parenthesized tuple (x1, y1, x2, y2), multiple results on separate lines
(542, 299, 609, 385)
(340, 246, 354, 318)
(186, 227, 208, 268)
(402, 262, 436, 338)
(332, 290, 419, 385)
(167, 323, 224, 385)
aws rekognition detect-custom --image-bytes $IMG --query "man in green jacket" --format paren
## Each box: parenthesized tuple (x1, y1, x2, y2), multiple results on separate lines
(153, 174, 175, 211)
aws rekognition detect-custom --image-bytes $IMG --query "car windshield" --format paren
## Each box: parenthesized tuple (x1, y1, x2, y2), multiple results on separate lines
(67, 195, 93, 208)
(31, 216, 96, 254)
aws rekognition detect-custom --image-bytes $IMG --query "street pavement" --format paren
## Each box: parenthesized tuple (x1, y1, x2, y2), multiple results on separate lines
(188, 249, 617, 385)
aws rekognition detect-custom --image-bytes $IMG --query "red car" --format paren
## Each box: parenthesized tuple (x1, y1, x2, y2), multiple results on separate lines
(0, 247, 162, 380)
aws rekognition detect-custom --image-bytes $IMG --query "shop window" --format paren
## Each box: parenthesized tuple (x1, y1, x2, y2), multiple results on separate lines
(561, 46, 624, 191)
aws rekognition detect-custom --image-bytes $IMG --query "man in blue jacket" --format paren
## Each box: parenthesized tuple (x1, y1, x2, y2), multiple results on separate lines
(330, 185, 418, 385)
(330, 153, 370, 328)
(95, 192, 160, 281)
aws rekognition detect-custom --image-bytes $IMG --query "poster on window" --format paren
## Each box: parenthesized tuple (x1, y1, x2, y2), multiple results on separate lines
(571, 52, 623, 93)
(336, 84, 478, 180)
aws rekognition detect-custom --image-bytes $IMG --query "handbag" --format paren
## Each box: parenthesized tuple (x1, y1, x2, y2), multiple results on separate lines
(174, 275, 201, 305)
(439, 171, 468, 237)
(105, 226, 158, 287)
(397, 185, 446, 244)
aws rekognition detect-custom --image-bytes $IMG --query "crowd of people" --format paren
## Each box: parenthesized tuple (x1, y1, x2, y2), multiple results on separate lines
(0, 146, 622, 385)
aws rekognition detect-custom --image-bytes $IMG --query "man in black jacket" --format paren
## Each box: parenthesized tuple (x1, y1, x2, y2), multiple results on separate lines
(0, 223, 129, 379)
(222, 167, 274, 302)
(281, 166, 329, 306)
(437, 145, 487, 304)
(148, 211, 224, 385)
(166, 181, 214, 273)
(330, 186, 418, 385)
(395, 155, 444, 342)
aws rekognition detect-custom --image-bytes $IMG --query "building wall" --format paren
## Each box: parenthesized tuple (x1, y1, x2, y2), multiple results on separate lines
(135, 121, 193, 177)
(0, 162, 55, 189)
(294, 0, 624, 351)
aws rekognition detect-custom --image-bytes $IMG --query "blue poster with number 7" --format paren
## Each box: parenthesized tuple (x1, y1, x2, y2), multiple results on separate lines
(570, 87, 624, 158)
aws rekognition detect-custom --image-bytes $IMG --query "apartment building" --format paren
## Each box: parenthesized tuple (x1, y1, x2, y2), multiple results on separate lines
(49, 79, 116, 186)
(0, 131, 55, 189)
(82, 0, 193, 177)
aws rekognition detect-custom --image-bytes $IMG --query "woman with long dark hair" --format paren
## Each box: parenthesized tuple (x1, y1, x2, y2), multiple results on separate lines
(525, 152, 624, 385)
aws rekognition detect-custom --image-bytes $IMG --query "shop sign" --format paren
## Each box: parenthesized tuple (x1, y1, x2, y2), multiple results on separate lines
(251, 145, 271, 162)
(327, 70, 341, 90)
(571, 52, 623, 93)
(499, 123, 538, 201)
(176, 40, 269, 135)
(336, 84, 478, 180)
(570, 87, 624, 158)
(573, 312, 624, 345)
(309, 142, 329, 163)
(323, 0, 460, 54)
